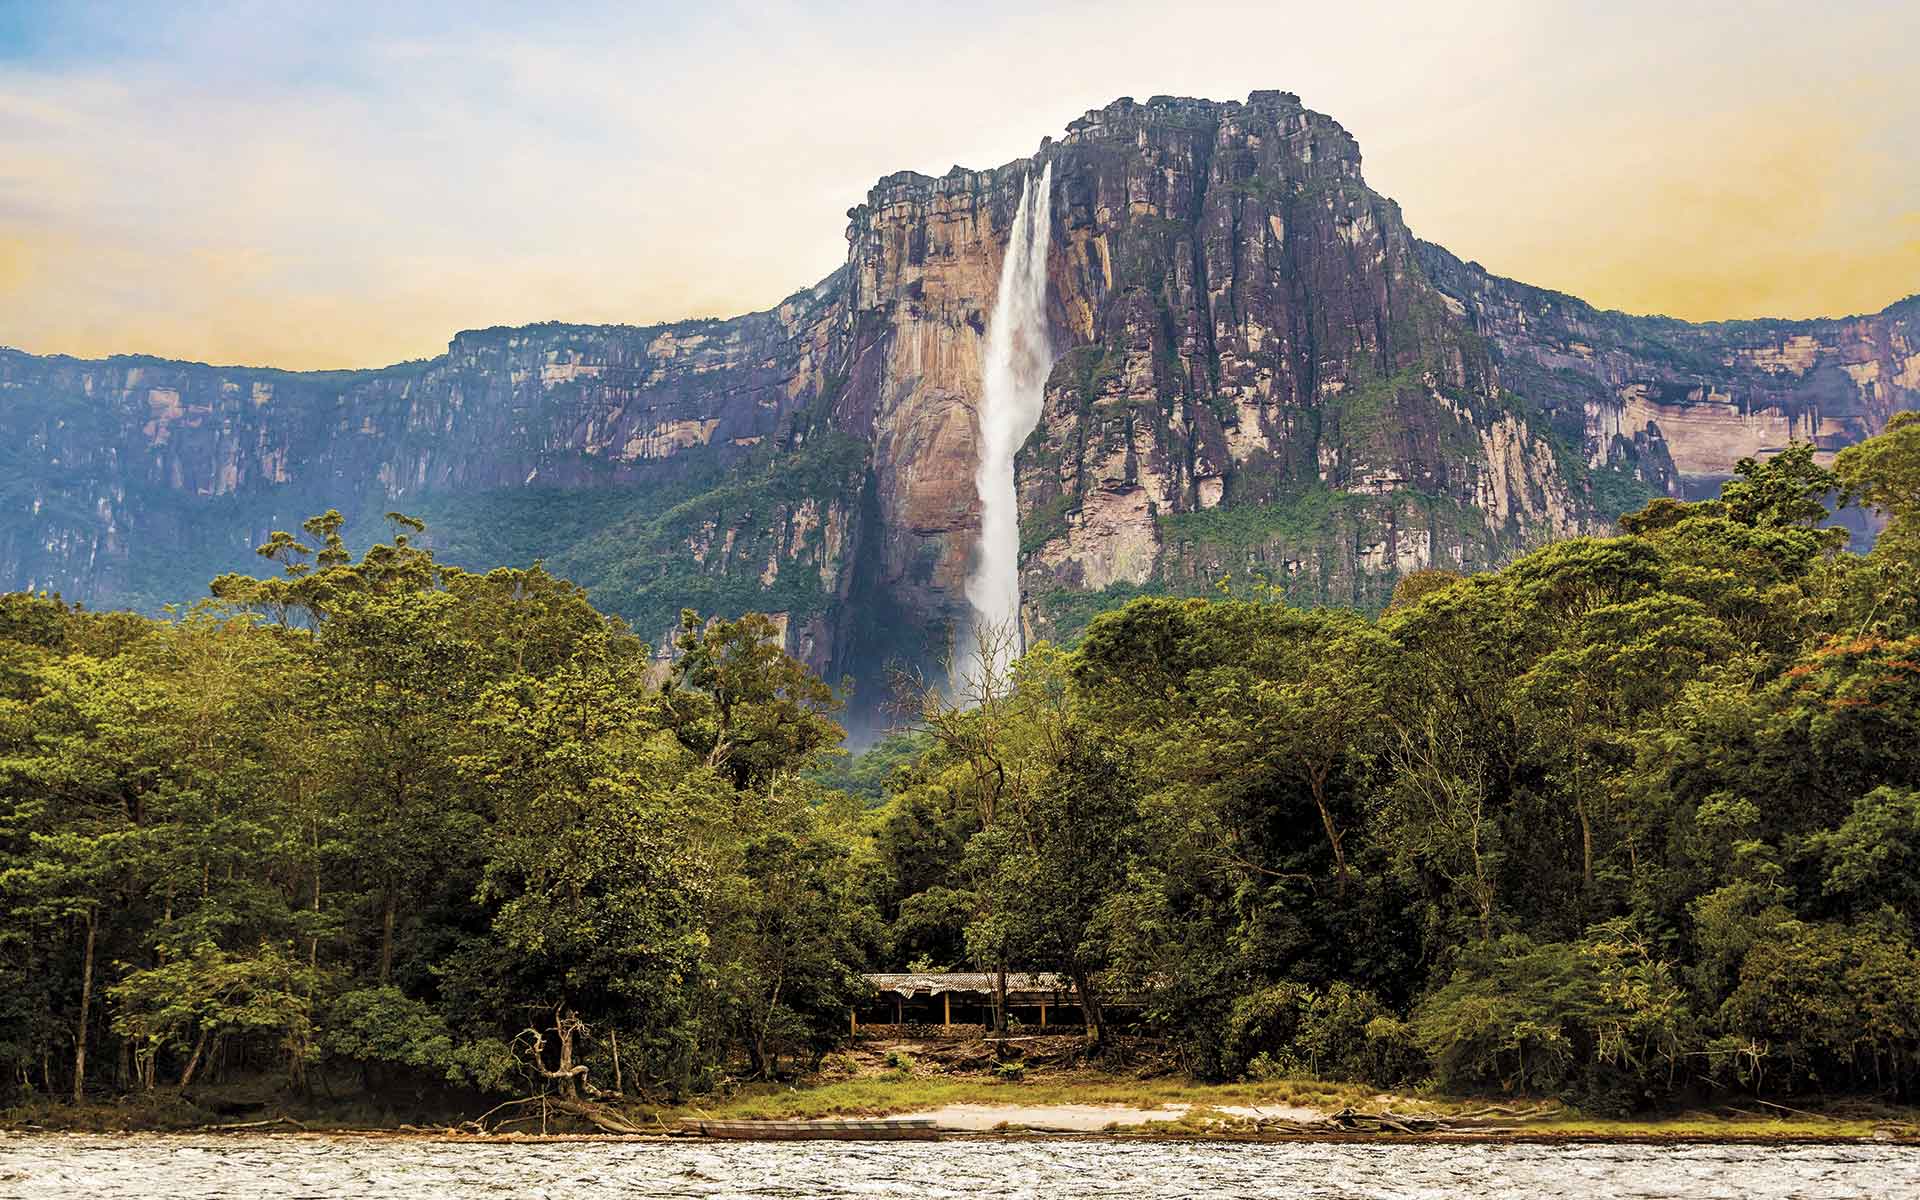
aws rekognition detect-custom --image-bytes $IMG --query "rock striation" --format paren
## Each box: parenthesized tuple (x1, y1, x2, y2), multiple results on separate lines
(1418, 243, 1920, 493)
(3, 91, 1915, 723)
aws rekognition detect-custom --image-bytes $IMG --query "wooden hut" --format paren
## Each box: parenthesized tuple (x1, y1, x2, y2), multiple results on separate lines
(852, 971, 1080, 1034)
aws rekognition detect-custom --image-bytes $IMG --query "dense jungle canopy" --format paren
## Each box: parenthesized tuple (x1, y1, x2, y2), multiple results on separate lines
(3, 413, 1918, 1115)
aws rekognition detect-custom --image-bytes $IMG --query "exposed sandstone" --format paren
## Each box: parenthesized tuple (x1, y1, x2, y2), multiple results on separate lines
(1419, 243, 1918, 498)
(3, 92, 1916, 723)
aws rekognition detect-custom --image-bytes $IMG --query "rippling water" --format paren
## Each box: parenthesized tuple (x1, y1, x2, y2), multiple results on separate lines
(2, 1133, 1917, 1199)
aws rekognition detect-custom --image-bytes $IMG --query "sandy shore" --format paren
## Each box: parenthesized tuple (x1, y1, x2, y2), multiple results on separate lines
(889, 1101, 1322, 1132)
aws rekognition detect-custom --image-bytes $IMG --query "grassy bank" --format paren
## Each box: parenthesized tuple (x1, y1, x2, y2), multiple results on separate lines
(8, 1043, 1918, 1144)
(662, 1073, 1389, 1122)
(655, 1074, 1917, 1142)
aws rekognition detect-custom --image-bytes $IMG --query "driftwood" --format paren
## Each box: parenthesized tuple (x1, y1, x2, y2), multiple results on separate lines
(203, 1115, 308, 1132)
(1447, 1102, 1560, 1120)
(1299, 1104, 1556, 1135)
(1323, 1108, 1440, 1134)
(553, 1099, 649, 1135)
(1753, 1098, 1838, 1121)
(463, 1095, 649, 1136)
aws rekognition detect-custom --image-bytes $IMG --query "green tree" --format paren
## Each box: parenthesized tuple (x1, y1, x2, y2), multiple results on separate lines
(1718, 920, 1920, 1097)
(666, 611, 843, 793)
(109, 941, 322, 1090)
(461, 634, 722, 1097)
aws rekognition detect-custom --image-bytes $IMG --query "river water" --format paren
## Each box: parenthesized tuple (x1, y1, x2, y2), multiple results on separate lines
(1, 1133, 1916, 1198)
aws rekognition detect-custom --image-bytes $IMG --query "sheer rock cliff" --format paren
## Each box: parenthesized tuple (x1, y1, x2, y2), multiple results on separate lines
(4, 91, 1915, 720)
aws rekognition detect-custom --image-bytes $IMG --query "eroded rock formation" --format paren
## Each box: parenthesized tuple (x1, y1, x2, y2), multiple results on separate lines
(3, 91, 1915, 721)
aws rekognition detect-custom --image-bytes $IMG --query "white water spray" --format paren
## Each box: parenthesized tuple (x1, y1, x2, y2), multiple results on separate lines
(962, 162, 1053, 689)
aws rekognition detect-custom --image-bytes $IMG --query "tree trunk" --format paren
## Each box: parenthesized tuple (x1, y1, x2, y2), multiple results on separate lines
(1309, 769, 1350, 897)
(72, 910, 96, 1105)
(1071, 971, 1105, 1047)
(992, 966, 1008, 1037)
(754, 970, 786, 1080)
(522, 1014, 590, 1099)
(552, 1012, 580, 1100)
(379, 889, 396, 984)
(179, 1028, 211, 1089)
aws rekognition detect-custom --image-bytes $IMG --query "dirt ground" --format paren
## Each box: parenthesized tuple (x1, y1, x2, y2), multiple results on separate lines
(830, 1030, 1162, 1078)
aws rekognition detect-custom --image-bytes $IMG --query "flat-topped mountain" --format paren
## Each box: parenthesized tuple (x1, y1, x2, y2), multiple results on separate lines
(4, 91, 1915, 722)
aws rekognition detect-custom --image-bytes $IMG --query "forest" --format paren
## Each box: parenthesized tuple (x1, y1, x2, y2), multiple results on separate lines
(2, 411, 1917, 1119)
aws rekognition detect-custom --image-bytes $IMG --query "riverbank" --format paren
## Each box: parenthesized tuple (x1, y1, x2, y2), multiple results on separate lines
(10, 1081, 1916, 1145)
(7, 1035, 1918, 1145)
(656, 1075, 1919, 1144)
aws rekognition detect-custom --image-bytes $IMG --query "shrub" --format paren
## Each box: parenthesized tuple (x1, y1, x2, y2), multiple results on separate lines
(1717, 920, 1920, 1099)
(1412, 927, 1694, 1112)
(1224, 981, 1426, 1085)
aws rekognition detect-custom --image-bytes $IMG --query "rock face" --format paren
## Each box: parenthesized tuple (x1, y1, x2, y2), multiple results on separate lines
(1417, 243, 1920, 496)
(0, 289, 843, 628)
(3, 91, 1916, 724)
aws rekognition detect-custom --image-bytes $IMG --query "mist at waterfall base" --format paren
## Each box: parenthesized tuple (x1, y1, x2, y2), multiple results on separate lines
(961, 163, 1054, 692)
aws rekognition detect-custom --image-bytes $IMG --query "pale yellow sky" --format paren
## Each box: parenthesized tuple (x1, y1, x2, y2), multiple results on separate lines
(1, 1, 1915, 370)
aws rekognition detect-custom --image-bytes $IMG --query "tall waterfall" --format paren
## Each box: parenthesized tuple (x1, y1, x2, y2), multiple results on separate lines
(962, 162, 1053, 689)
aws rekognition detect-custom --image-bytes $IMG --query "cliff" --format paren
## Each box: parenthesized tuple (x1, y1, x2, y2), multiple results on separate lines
(1418, 244, 1920, 495)
(4, 91, 1915, 723)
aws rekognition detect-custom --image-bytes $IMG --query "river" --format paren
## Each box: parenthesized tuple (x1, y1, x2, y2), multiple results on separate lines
(1, 1133, 1916, 1198)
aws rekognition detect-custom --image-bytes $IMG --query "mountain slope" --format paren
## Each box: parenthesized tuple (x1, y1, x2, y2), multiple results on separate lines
(3, 91, 1916, 721)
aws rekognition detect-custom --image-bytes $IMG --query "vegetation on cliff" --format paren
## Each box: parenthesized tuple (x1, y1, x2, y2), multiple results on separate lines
(2, 416, 1918, 1123)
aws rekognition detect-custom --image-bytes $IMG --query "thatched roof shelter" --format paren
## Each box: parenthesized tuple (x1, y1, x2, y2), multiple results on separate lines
(863, 972, 1070, 999)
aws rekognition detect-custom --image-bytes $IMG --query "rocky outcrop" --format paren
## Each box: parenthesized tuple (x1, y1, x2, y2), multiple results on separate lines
(1, 283, 843, 617)
(1418, 243, 1920, 497)
(3, 91, 1915, 722)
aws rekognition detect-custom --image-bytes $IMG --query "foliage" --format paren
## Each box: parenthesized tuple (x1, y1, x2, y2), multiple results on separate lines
(1413, 925, 1693, 1112)
(6, 416, 1920, 1114)
(1157, 483, 1372, 550)
(0, 513, 866, 1104)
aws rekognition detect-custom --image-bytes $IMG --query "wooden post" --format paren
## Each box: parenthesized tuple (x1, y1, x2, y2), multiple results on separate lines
(894, 997, 902, 1026)
(1040, 1001, 1048, 1029)
(943, 993, 951, 1030)
(850, 1008, 857, 1035)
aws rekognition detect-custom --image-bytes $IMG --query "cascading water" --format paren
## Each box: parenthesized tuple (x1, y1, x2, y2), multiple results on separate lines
(962, 162, 1053, 689)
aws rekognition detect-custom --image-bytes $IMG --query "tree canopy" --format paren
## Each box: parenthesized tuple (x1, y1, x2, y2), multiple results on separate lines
(5, 419, 1920, 1114)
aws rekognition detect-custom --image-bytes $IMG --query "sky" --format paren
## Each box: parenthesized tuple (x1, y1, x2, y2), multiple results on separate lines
(1, 0, 1916, 370)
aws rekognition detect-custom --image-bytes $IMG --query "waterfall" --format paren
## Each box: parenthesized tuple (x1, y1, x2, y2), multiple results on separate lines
(962, 162, 1053, 690)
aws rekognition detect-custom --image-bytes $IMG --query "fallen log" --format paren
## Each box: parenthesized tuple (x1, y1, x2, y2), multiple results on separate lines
(1320, 1107, 1473, 1135)
(464, 1094, 649, 1135)
(1754, 1098, 1837, 1122)
(548, 1098, 651, 1135)
(204, 1115, 307, 1132)
(1449, 1102, 1557, 1120)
